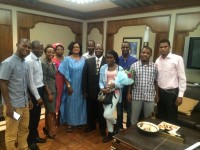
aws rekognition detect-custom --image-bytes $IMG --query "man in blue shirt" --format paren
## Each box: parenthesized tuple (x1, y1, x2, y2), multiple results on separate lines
(0, 38, 33, 150)
(118, 41, 138, 129)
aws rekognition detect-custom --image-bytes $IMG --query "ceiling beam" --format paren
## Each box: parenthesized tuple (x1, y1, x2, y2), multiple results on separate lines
(111, 0, 132, 9)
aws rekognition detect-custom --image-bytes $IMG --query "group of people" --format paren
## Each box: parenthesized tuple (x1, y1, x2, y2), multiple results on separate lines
(0, 38, 186, 149)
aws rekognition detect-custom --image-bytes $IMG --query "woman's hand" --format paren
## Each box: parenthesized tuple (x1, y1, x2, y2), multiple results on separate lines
(101, 88, 110, 94)
(67, 87, 73, 95)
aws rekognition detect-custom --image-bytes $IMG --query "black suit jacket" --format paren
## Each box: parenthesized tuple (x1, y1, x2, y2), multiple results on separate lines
(82, 56, 106, 100)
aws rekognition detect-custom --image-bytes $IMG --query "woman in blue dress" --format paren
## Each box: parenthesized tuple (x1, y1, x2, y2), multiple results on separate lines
(59, 41, 86, 131)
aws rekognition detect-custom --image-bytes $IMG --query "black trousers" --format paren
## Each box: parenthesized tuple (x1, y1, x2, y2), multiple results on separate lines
(27, 86, 44, 144)
(157, 88, 178, 124)
(86, 98, 106, 131)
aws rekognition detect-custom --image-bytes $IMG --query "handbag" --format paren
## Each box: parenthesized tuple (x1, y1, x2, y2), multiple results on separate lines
(98, 91, 116, 106)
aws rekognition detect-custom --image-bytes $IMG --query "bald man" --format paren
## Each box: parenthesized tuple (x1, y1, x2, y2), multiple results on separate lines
(26, 40, 46, 150)
(82, 43, 106, 137)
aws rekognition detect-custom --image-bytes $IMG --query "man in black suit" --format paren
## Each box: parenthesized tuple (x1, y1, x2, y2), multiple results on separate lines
(82, 43, 106, 137)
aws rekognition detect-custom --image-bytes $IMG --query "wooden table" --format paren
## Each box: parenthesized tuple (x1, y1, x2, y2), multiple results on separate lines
(112, 118, 200, 150)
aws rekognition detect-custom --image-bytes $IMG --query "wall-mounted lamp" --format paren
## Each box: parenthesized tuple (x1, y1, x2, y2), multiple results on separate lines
(143, 26, 150, 47)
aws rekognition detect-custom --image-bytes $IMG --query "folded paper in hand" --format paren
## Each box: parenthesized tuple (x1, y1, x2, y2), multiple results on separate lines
(13, 111, 21, 120)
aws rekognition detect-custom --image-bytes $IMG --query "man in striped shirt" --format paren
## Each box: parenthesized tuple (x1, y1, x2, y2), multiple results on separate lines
(127, 46, 158, 125)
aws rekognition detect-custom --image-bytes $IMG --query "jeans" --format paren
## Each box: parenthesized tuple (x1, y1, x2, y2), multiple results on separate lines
(117, 86, 131, 128)
(131, 100, 154, 125)
(103, 94, 119, 133)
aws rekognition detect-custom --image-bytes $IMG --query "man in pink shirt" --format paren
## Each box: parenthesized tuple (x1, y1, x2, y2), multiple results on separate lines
(155, 39, 186, 124)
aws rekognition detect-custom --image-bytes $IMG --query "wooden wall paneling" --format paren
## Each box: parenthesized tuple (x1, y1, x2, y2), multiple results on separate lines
(106, 15, 170, 57)
(173, 32, 189, 56)
(0, 9, 12, 25)
(87, 22, 103, 35)
(0, 25, 13, 62)
(173, 12, 200, 56)
(153, 32, 168, 61)
(0, 9, 12, 62)
(106, 33, 114, 50)
(75, 34, 82, 45)
(18, 27, 30, 40)
(17, 12, 83, 43)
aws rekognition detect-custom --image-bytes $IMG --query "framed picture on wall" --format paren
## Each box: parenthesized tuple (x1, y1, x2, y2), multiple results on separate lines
(123, 37, 142, 58)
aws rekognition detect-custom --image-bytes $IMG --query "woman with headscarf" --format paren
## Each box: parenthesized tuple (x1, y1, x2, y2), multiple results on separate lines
(58, 41, 87, 132)
(52, 43, 65, 126)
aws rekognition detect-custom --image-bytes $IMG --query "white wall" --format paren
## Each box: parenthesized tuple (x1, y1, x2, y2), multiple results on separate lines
(30, 22, 75, 56)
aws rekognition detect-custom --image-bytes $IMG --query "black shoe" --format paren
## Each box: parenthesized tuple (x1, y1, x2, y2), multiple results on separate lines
(100, 129, 106, 137)
(35, 136, 46, 143)
(28, 143, 39, 150)
(84, 127, 95, 133)
(43, 127, 55, 139)
(102, 132, 113, 143)
(113, 123, 120, 135)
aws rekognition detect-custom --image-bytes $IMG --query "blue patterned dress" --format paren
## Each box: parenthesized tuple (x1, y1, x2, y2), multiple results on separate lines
(59, 56, 87, 125)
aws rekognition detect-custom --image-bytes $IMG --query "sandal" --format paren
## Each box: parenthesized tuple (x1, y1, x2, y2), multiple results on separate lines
(67, 125, 72, 132)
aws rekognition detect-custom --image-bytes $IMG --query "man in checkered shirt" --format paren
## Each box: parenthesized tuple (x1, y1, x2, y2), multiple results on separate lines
(127, 46, 159, 125)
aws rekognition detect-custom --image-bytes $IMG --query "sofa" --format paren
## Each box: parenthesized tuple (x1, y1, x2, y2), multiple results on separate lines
(177, 85, 200, 131)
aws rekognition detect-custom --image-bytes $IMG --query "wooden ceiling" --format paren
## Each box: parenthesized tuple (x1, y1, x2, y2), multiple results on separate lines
(0, 0, 200, 19)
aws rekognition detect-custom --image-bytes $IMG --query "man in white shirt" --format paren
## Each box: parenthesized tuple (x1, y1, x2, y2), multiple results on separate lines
(82, 40, 95, 59)
(155, 39, 186, 124)
(26, 40, 46, 150)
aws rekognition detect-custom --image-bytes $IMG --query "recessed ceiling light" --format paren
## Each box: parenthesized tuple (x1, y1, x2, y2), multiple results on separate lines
(66, 0, 100, 4)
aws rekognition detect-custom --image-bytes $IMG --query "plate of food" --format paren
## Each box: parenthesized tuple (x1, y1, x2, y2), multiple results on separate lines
(137, 122, 159, 134)
(158, 121, 180, 132)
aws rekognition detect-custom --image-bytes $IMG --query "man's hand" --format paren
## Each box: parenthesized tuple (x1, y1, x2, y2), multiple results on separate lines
(28, 101, 33, 110)
(83, 92, 88, 99)
(6, 104, 14, 118)
(155, 94, 159, 103)
(127, 92, 132, 103)
(175, 97, 182, 106)
(37, 98, 43, 106)
(48, 94, 53, 103)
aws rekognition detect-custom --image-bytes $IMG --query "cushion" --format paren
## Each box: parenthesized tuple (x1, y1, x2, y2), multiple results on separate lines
(178, 97, 199, 116)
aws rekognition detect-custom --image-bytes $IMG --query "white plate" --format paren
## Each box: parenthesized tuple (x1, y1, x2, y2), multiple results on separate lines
(137, 121, 159, 133)
(158, 121, 180, 132)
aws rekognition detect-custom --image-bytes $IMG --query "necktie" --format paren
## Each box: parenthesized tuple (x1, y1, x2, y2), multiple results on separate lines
(96, 59, 100, 75)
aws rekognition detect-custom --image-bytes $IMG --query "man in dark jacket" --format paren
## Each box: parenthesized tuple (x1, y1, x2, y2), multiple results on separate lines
(82, 43, 106, 137)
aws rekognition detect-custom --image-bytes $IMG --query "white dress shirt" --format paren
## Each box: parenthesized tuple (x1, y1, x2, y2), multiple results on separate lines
(96, 56, 103, 66)
(26, 52, 44, 100)
(155, 52, 186, 97)
(82, 52, 95, 59)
